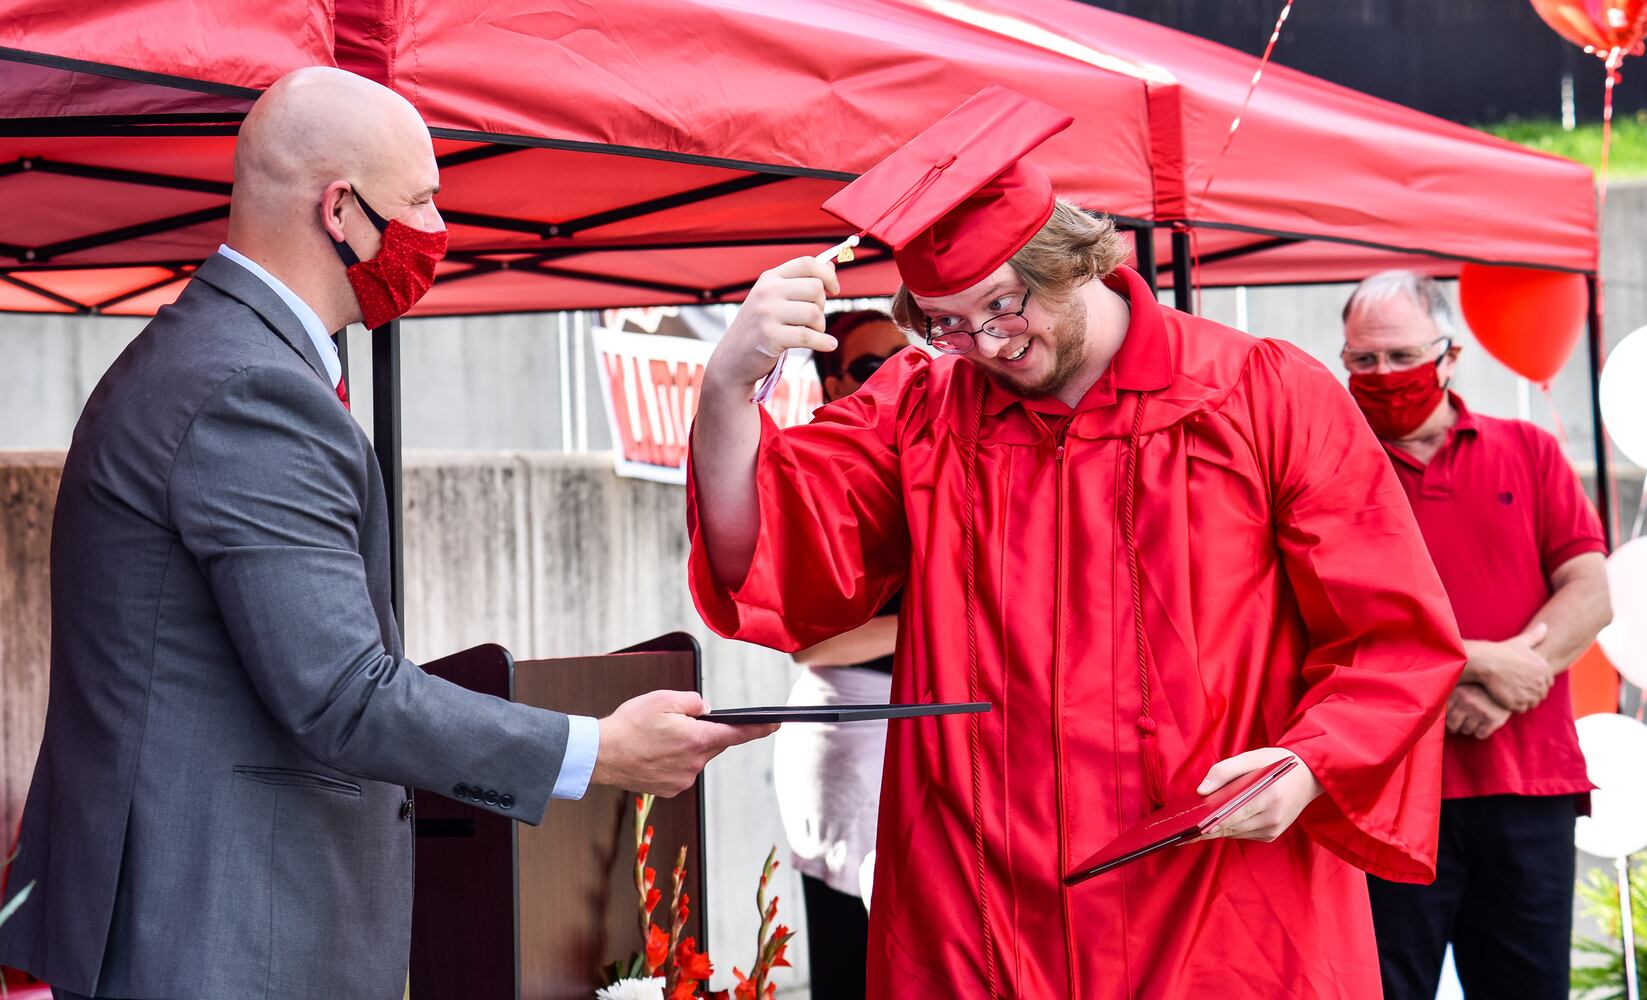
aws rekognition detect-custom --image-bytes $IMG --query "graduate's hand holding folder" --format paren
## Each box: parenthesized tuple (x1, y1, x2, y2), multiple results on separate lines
(1064, 749, 1322, 884)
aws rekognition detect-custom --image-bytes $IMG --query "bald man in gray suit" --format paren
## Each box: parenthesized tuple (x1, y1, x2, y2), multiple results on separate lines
(0, 68, 770, 1000)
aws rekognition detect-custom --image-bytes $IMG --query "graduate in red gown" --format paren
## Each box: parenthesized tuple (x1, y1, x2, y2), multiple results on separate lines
(688, 86, 1465, 998)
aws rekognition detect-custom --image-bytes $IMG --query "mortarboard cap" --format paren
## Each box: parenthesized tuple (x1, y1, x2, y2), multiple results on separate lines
(822, 84, 1074, 298)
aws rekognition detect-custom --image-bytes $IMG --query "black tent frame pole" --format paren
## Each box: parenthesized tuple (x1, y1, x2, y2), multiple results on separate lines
(1133, 222, 1158, 292)
(1171, 227, 1194, 314)
(373, 319, 406, 640)
(1585, 275, 1617, 550)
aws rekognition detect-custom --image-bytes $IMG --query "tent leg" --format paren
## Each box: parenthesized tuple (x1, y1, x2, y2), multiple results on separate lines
(1171, 227, 1194, 314)
(1586, 275, 1617, 549)
(1133, 223, 1158, 292)
(373, 318, 406, 641)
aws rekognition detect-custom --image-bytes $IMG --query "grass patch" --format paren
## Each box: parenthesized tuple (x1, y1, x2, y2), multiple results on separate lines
(1480, 112, 1647, 179)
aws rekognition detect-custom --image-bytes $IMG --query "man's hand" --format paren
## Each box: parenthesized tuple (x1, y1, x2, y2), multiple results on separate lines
(704, 256, 842, 392)
(1446, 682, 1512, 739)
(1465, 622, 1551, 713)
(1196, 747, 1325, 843)
(590, 690, 778, 797)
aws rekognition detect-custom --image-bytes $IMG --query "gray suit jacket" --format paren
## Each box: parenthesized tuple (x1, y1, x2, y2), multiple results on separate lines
(0, 254, 571, 999)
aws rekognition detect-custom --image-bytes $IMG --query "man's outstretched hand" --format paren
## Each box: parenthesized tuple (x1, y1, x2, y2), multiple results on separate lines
(590, 689, 778, 797)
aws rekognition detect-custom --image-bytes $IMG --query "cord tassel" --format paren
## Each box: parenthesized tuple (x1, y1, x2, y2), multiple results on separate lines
(1122, 392, 1166, 809)
(1137, 715, 1168, 809)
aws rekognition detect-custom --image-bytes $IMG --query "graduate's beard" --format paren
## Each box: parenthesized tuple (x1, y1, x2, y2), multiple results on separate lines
(986, 295, 1090, 399)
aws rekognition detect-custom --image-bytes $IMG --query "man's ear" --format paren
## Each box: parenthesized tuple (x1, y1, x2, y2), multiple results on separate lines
(319, 181, 352, 243)
(1439, 342, 1463, 386)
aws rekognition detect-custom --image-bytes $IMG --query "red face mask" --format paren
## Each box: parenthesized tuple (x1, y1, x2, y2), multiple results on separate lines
(1348, 363, 1447, 439)
(330, 192, 448, 329)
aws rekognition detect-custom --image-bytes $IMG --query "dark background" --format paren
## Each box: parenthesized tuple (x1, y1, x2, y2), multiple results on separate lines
(1079, 0, 1647, 125)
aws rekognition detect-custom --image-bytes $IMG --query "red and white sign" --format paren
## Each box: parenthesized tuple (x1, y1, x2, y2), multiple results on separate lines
(594, 328, 823, 484)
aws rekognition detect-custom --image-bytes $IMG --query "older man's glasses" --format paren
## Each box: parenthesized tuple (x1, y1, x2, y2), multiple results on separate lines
(1340, 337, 1451, 374)
(923, 290, 1033, 355)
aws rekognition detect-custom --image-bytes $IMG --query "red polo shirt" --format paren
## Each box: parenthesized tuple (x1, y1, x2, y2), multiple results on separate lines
(1383, 393, 1605, 800)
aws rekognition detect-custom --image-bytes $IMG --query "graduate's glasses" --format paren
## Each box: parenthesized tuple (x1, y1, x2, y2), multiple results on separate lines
(1340, 337, 1451, 374)
(923, 290, 1033, 355)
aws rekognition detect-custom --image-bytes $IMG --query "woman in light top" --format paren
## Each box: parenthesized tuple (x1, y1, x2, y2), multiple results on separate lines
(773, 309, 912, 1000)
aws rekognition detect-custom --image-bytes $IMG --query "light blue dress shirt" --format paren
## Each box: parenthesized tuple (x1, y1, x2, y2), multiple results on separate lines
(212, 246, 601, 801)
(216, 245, 342, 388)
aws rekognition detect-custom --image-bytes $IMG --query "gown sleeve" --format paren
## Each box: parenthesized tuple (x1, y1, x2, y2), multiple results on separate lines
(1248, 339, 1466, 884)
(685, 348, 925, 652)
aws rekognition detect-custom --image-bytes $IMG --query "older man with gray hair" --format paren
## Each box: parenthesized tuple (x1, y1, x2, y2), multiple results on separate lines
(1341, 269, 1612, 1000)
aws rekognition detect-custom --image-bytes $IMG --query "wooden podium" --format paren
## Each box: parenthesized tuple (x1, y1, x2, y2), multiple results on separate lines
(409, 634, 706, 1000)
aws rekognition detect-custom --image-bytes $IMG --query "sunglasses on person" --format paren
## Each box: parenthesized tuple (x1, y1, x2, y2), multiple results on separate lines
(844, 353, 892, 383)
(922, 289, 1033, 355)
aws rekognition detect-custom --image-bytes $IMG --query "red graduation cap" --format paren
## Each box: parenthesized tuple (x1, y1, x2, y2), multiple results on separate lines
(822, 84, 1074, 298)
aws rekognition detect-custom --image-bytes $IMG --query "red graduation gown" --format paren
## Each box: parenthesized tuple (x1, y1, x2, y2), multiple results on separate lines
(687, 267, 1464, 998)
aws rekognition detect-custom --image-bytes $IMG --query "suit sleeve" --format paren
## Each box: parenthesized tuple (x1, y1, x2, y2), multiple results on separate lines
(1250, 340, 1466, 883)
(170, 364, 569, 824)
(685, 349, 921, 652)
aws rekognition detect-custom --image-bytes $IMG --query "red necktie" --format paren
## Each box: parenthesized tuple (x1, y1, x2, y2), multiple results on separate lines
(336, 375, 350, 411)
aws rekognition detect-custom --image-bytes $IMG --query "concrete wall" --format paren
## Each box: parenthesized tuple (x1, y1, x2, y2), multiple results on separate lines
(0, 453, 56, 868)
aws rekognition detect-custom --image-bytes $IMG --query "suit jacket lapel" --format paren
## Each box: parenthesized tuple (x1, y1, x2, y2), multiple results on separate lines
(194, 252, 331, 384)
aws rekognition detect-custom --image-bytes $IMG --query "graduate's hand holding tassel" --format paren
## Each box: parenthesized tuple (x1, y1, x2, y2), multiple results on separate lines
(694, 253, 843, 590)
(706, 255, 842, 394)
(1195, 747, 1325, 844)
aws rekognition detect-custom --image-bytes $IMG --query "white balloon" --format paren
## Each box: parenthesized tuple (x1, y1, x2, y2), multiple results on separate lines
(1599, 538, 1647, 690)
(1575, 713, 1647, 858)
(1601, 325, 1647, 469)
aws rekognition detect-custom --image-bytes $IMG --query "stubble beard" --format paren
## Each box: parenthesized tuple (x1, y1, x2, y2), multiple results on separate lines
(984, 295, 1091, 400)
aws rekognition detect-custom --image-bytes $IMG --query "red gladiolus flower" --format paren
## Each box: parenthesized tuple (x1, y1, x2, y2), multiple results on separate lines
(646, 923, 669, 974)
(732, 968, 757, 1000)
(675, 937, 713, 981)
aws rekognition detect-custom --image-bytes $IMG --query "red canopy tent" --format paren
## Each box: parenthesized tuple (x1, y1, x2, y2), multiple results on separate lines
(0, 0, 1616, 559)
(943, 0, 1598, 285)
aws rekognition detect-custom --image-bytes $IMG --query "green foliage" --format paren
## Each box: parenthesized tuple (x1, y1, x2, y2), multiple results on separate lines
(1572, 859, 1647, 999)
(1479, 113, 1647, 180)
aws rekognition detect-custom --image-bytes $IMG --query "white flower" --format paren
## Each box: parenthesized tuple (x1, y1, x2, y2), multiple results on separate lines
(595, 977, 666, 1000)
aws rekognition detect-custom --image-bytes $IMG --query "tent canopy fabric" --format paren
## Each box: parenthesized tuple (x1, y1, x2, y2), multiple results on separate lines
(969, 0, 1598, 282)
(0, 0, 1600, 318)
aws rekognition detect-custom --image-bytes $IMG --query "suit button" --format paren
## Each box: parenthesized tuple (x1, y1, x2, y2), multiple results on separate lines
(469, 786, 484, 802)
(499, 794, 514, 810)
(453, 783, 469, 798)
(400, 798, 414, 820)
(484, 790, 499, 806)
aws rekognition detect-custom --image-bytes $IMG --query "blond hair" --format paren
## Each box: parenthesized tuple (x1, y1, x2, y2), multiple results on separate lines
(890, 201, 1132, 333)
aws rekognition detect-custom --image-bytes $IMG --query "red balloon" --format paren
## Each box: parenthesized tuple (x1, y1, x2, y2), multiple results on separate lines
(1530, 0, 1647, 57)
(1457, 263, 1590, 385)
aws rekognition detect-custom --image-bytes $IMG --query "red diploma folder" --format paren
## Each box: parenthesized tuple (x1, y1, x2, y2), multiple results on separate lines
(1062, 756, 1299, 885)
